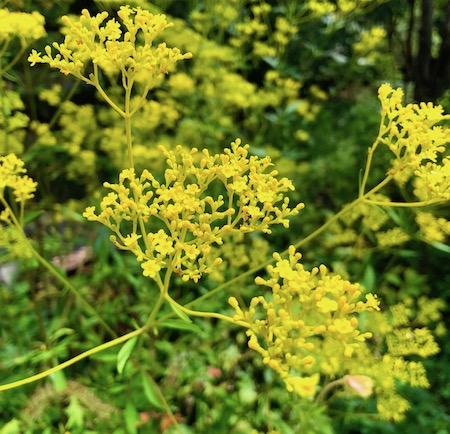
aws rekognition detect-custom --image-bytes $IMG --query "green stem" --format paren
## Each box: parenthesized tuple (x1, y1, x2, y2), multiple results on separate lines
(47, 79, 81, 130)
(0, 327, 144, 392)
(164, 292, 248, 328)
(364, 198, 443, 207)
(2, 43, 27, 75)
(294, 174, 393, 251)
(0, 197, 116, 338)
(90, 66, 125, 117)
(315, 378, 345, 404)
(30, 244, 117, 338)
(144, 291, 165, 329)
(123, 73, 135, 169)
(359, 115, 386, 196)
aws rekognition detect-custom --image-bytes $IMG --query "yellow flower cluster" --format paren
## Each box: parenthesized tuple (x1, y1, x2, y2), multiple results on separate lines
(0, 90, 29, 155)
(83, 140, 303, 282)
(0, 154, 37, 204)
(229, 246, 380, 398)
(415, 211, 450, 243)
(357, 295, 444, 420)
(0, 9, 46, 42)
(0, 225, 32, 260)
(353, 26, 386, 64)
(0, 154, 36, 260)
(28, 6, 191, 85)
(386, 327, 439, 358)
(378, 84, 450, 197)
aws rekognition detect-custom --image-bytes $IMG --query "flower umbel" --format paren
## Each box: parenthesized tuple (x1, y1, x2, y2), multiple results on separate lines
(83, 139, 304, 282)
(229, 246, 379, 399)
(377, 84, 450, 197)
(28, 6, 192, 87)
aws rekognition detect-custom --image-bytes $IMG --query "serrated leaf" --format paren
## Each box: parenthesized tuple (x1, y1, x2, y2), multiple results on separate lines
(117, 336, 138, 375)
(169, 302, 192, 323)
(141, 372, 165, 410)
(159, 319, 202, 334)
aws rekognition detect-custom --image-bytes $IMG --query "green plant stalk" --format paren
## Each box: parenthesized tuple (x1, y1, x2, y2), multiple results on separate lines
(123, 73, 135, 169)
(47, 79, 81, 130)
(364, 198, 444, 207)
(0, 172, 396, 392)
(315, 378, 345, 404)
(0, 326, 144, 392)
(359, 114, 386, 196)
(2, 43, 27, 75)
(0, 197, 116, 338)
(164, 292, 249, 327)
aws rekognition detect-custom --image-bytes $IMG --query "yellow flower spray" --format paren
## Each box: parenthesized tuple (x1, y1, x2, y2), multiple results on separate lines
(0, 4, 447, 426)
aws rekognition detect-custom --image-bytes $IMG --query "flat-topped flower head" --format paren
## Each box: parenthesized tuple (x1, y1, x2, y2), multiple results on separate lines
(83, 140, 303, 282)
(0, 9, 46, 42)
(28, 6, 192, 85)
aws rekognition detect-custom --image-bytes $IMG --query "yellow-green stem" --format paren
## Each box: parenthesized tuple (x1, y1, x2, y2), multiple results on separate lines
(364, 198, 443, 207)
(315, 378, 345, 404)
(0, 197, 116, 337)
(0, 327, 143, 392)
(164, 293, 248, 328)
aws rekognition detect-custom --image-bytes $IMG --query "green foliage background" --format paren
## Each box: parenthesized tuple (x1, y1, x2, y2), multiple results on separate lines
(0, 0, 449, 433)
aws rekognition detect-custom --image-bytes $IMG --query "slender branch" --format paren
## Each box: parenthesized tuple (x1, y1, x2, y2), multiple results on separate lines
(164, 292, 248, 328)
(0, 327, 144, 392)
(364, 198, 443, 207)
(90, 66, 125, 117)
(316, 378, 345, 404)
(0, 197, 116, 337)
(48, 79, 81, 130)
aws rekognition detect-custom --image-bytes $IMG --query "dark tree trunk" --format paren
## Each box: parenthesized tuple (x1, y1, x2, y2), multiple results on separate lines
(410, 0, 450, 101)
(414, 0, 434, 100)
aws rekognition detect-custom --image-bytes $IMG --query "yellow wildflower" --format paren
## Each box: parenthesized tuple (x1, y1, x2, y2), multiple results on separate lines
(84, 140, 303, 282)
(284, 374, 320, 398)
(29, 6, 192, 86)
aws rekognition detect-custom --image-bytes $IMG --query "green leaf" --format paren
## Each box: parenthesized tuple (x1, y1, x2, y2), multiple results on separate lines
(159, 319, 202, 334)
(169, 302, 192, 323)
(50, 369, 66, 393)
(124, 402, 138, 434)
(117, 336, 138, 375)
(22, 210, 44, 225)
(0, 419, 21, 434)
(431, 241, 450, 253)
(65, 397, 85, 429)
(141, 372, 165, 410)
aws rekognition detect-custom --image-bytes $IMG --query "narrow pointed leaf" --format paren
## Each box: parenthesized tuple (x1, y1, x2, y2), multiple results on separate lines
(169, 302, 192, 323)
(159, 319, 202, 334)
(117, 336, 138, 375)
(141, 372, 165, 410)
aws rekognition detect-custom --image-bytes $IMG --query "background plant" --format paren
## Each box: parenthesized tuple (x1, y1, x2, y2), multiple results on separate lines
(0, 1, 449, 433)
